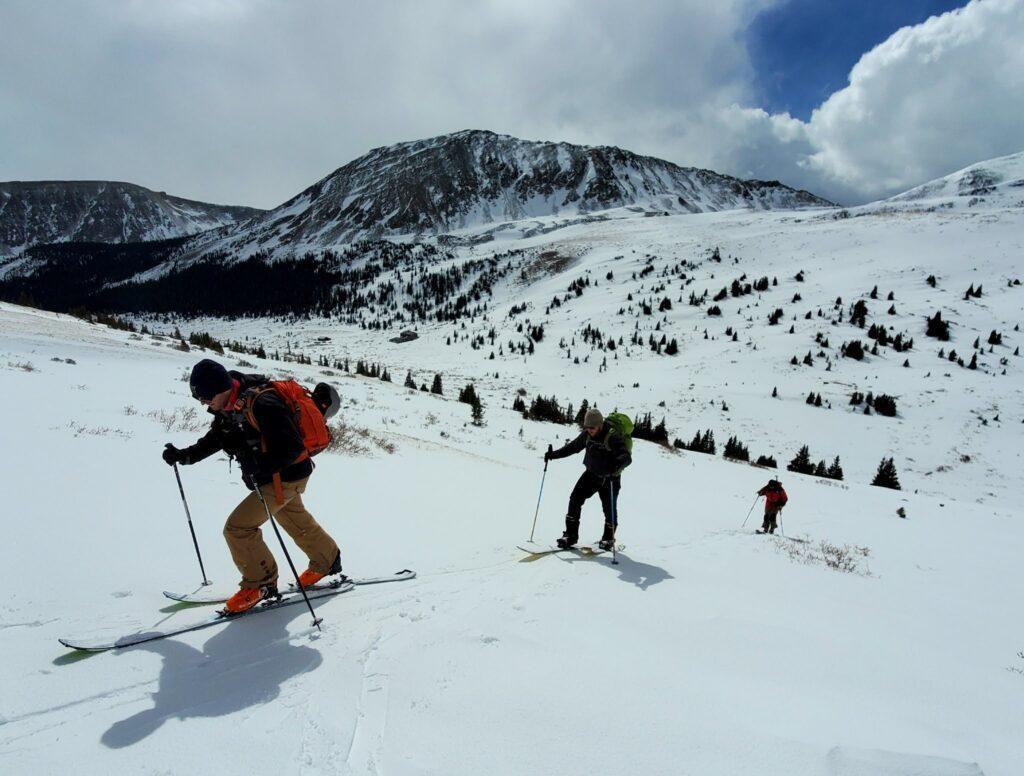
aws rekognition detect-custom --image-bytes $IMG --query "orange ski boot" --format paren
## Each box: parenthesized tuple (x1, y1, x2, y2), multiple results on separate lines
(298, 551, 342, 588)
(224, 584, 277, 614)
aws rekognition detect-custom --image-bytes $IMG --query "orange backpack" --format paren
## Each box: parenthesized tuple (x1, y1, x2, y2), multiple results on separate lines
(243, 380, 332, 502)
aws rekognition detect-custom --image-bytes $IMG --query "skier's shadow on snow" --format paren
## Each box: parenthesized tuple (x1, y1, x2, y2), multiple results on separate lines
(101, 603, 323, 749)
(560, 551, 673, 590)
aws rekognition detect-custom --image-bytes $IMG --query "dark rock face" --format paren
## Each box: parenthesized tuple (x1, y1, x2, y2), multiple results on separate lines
(205, 130, 833, 254)
(0, 181, 262, 255)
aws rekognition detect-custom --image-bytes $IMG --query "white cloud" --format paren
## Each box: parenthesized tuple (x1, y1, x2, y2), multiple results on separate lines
(716, 0, 1024, 203)
(0, 0, 1020, 208)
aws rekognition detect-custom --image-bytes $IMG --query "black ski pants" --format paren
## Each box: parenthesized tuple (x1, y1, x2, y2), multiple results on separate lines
(567, 470, 622, 526)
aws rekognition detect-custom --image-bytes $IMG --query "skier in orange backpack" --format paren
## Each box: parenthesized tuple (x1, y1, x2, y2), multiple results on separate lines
(756, 478, 788, 534)
(162, 359, 341, 612)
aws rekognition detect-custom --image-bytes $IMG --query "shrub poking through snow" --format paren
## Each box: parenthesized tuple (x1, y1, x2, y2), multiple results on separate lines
(777, 539, 871, 575)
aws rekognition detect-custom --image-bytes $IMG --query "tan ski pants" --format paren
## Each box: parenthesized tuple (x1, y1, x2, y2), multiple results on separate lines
(224, 477, 339, 589)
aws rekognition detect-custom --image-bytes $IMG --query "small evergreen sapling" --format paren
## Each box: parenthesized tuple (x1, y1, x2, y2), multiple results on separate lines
(871, 458, 901, 490)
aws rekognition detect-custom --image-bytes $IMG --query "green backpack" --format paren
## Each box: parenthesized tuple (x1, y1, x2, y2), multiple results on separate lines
(604, 412, 634, 455)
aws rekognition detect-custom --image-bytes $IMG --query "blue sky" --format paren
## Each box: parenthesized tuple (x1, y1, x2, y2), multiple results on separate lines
(747, 0, 970, 120)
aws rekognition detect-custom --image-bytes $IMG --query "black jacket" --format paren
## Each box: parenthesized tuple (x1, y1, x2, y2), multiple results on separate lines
(549, 421, 631, 477)
(180, 372, 313, 487)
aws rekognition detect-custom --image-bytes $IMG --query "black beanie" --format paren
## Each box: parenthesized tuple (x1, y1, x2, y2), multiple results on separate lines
(189, 359, 233, 400)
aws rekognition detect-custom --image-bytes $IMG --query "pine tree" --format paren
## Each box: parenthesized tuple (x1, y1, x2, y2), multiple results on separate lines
(723, 435, 749, 461)
(404, 370, 417, 389)
(574, 399, 590, 426)
(871, 457, 901, 490)
(787, 445, 814, 475)
(826, 456, 844, 481)
(926, 311, 950, 340)
(458, 383, 479, 406)
(431, 373, 443, 395)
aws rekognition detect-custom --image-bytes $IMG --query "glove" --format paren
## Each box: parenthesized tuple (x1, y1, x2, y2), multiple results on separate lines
(240, 464, 267, 491)
(544, 445, 553, 462)
(162, 443, 182, 466)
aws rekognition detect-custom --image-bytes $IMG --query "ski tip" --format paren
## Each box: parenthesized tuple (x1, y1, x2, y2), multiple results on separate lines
(58, 639, 108, 653)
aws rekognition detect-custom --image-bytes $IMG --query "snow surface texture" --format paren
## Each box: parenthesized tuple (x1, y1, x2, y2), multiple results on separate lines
(1, 192, 1023, 774)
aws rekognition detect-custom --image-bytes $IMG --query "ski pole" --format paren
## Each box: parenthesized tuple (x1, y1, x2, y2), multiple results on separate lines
(778, 509, 785, 537)
(172, 463, 211, 586)
(741, 495, 760, 528)
(252, 483, 322, 631)
(609, 477, 619, 566)
(528, 447, 551, 543)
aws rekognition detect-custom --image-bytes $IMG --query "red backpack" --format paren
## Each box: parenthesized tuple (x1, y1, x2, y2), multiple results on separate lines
(243, 380, 331, 502)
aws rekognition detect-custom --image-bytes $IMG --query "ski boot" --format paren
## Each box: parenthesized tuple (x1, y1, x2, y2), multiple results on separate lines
(297, 550, 343, 588)
(224, 583, 279, 614)
(598, 521, 616, 551)
(556, 518, 580, 549)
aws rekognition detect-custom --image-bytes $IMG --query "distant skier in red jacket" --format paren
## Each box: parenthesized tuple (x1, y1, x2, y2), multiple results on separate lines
(756, 479, 788, 534)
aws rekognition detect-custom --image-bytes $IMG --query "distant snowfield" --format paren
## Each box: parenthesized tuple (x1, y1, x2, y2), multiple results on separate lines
(1, 197, 1023, 775)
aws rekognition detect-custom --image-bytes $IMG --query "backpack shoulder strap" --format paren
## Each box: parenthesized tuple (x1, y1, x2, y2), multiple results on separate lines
(241, 384, 276, 431)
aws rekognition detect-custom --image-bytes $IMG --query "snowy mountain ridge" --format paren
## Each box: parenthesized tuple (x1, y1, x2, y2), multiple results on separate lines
(182, 129, 834, 260)
(854, 151, 1024, 215)
(0, 180, 263, 258)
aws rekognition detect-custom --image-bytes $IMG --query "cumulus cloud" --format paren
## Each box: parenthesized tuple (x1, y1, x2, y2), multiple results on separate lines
(803, 0, 1024, 199)
(0, 0, 1020, 208)
(712, 0, 1024, 203)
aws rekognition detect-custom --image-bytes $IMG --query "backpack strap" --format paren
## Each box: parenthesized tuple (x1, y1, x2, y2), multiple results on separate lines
(241, 385, 288, 506)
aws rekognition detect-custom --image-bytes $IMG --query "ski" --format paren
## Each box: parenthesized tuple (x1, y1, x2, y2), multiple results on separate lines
(516, 543, 619, 557)
(162, 569, 416, 605)
(59, 579, 356, 652)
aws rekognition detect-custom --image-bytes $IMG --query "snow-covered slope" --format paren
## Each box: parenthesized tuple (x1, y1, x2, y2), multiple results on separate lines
(0, 180, 262, 257)
(0, 301, 1020, 775)
(186, 129, 833, 259)
(856, 151, 1024, 214)
(174, 201, 1024, 509)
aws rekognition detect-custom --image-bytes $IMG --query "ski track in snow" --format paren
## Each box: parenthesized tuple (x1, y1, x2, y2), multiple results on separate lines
(343, 626, 388, 776)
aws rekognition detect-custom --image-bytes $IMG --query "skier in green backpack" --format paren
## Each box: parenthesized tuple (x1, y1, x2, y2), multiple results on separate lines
(545, 408, 632, 550)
